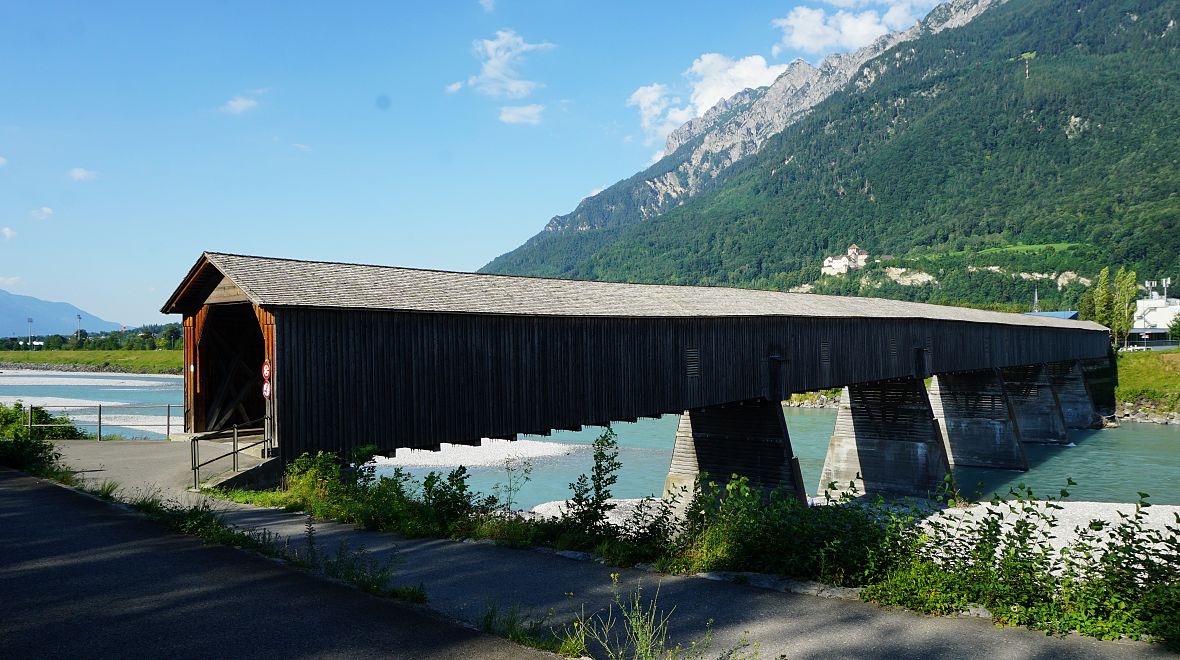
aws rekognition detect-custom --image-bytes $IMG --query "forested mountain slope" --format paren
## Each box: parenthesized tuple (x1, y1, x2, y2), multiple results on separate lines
(483, 0, 1180, 309)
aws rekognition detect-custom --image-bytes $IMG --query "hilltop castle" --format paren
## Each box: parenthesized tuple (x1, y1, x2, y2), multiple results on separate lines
(821, 244, 870, 276)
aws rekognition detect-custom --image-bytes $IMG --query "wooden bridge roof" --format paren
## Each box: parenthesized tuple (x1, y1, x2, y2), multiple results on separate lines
(162, 251, 1105, 331)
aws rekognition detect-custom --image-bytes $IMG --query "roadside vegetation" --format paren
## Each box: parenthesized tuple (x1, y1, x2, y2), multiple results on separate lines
(211, 428, 1180, 651)
(0, 349, 183, 374)
(0, 402, 89, 482)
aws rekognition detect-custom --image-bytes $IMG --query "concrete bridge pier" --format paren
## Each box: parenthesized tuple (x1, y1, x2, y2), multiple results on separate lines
(1047, 361, 1101, 429)
(663, 399, 806, 507)
(1001, 365, 1070, 444)
(928, 371, 1028, 470)
(817, 378, 952, 499)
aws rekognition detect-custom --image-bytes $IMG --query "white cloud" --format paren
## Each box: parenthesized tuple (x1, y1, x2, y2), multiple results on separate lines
(498, 104, 545, 124)
(445, 81, 464, 93)
(588, 186, 605, 197)
(771, 1, 937, 56)
(683, 53, 788, 116)
(1, 227, 15, 240)
(479, 0, 495, 11)
(0, 275, 21, 287)
(69, 167, 97, 181)
(291, 143, 312, 152)
(627, 83, 688, 146)
(627, 53, 785, 147)
(465, 29, 554, 98)
(0, 156, 7, 167)
(30, 206, 53, 220)
(221, 96, 259, 114)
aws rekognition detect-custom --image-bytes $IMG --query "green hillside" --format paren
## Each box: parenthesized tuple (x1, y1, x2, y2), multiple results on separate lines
(483, 0, 1180, 309)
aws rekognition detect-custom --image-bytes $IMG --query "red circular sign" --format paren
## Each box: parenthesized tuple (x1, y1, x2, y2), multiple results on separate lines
(262, 360, 271, 381)
(262, 381, 272, 399)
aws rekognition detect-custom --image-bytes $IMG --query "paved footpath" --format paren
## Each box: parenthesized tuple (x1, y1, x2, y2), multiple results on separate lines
(0, 469, 553, 659)
(49, 440, 1178, 659)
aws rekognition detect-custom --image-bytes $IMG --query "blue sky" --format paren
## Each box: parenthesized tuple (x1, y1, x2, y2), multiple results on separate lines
(0, 0, 936, 327)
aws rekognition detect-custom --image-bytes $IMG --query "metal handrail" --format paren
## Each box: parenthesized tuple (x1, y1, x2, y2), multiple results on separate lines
(190, 415, 270, 490)
(25, 403, 182, 441)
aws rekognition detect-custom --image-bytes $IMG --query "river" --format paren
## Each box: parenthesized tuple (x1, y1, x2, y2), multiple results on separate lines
(3, 369, 1176, 508)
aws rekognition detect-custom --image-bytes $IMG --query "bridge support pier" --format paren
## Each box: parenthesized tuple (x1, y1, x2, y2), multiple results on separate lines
(663, 399, 806, 507)
(1001, 365, 1069, 444)
(817, 378, 952, 498)
(928, 371, 1028, 470)
(1047, 361, 1101, 429)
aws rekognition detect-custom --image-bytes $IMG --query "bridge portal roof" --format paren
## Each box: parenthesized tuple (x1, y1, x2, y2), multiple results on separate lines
(161, 251, 1106, 332)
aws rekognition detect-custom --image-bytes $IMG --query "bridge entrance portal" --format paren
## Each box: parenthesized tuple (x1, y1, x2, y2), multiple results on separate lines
(193, 303, 265, 434)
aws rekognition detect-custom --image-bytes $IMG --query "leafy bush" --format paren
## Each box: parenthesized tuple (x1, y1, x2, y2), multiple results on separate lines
(666, 475, 917, 586)
(863, 483, 1180, 649)
(0, 402, 82, 481)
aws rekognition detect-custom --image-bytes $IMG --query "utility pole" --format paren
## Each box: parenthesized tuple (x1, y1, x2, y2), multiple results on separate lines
(26, 317, 32, 351)
(75, 314, 82, 340)
(1164, 277, 1172, 301)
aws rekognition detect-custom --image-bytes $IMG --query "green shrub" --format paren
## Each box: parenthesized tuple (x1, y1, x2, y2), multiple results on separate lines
(668, 475, 916, 586)
(0, 402, 81, 481)
(864, 483, 1180, 647)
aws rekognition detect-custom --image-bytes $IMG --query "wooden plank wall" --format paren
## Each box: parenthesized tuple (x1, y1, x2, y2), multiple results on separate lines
(182, 305, 211, 432)
(271, 308, 1110, 463)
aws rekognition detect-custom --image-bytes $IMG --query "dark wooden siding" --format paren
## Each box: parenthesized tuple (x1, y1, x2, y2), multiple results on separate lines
(271, 307, 1109, 462)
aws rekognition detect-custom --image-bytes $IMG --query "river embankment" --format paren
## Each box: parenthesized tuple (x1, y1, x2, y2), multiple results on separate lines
(0, 361, 172, 374)
(0, 349, 183, 375)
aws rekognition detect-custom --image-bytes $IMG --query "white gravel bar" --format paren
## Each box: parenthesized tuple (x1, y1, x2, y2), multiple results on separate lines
(374, 438, 586, 468)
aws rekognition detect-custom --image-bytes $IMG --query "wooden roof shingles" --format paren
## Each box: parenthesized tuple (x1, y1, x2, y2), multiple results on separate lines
(160, 251, 1107, 332)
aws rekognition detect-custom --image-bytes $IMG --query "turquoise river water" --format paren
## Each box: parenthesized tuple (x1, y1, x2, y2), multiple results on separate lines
(2, 369, 1177, 508)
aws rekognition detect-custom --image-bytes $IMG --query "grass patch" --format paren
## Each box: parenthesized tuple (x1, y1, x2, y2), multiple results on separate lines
(1115, 349, 1180, 411)
(0, 349, 183, 374)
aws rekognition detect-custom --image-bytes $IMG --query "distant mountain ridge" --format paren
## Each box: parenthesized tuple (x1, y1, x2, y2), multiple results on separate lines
(482, 0, 1180, 310)
(0, 289, 121, 337)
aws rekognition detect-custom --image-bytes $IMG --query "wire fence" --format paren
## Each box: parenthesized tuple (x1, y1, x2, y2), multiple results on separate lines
(25, 403, 183, 441)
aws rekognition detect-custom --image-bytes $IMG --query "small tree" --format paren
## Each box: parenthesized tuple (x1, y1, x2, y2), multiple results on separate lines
(566, 427, 622, 535)
(1169, 315, 1180, 341)
(161, 325, 181, 349)
(1092, 267, 1112, 330)
(1111, 267, 1138, 346)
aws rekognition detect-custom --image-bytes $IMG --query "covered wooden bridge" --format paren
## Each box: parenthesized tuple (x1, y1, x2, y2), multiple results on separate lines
(162, 252, 1112, 499)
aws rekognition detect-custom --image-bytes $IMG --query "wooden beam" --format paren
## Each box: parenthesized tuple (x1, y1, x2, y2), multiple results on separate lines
(205, 278, 249, 305)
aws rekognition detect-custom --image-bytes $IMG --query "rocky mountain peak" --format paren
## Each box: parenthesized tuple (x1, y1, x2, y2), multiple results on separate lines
(538, 0, 1002, 235)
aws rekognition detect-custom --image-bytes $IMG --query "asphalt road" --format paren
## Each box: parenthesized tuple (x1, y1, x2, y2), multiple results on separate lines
(0, 468, 553, 660)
